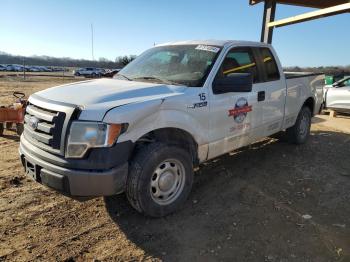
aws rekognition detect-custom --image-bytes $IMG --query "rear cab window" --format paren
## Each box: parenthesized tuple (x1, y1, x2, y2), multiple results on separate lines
(259, 48, 280, 81)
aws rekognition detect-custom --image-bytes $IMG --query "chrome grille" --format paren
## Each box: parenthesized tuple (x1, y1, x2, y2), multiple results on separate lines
(24, 103, 66, 152)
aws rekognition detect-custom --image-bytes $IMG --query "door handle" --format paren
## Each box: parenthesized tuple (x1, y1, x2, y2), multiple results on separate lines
(258, 91, 265, 102)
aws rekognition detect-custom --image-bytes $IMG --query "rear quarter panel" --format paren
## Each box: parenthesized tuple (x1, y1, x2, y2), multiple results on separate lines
(284, 73, 324, 129)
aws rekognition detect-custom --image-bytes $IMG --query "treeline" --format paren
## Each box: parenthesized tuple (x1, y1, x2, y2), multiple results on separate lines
(0, 51, 136, 69)
(285, 66, 350, 76)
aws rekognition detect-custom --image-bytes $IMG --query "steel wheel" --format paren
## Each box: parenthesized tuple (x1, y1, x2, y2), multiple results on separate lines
(150, 159, 186, 206)
(287, 106, 312, 144)
(298, 113, 309, 139)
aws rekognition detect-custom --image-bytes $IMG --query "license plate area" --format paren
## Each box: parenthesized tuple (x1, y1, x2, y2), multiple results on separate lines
(25, 160, 41, 182)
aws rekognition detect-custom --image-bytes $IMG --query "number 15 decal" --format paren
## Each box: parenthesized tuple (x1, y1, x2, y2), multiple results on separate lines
(199, 93, 206, 101)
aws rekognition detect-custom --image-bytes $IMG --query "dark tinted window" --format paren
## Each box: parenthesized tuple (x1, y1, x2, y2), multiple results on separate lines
(260, 48, 280, 81)
(217, 48, 259, 83)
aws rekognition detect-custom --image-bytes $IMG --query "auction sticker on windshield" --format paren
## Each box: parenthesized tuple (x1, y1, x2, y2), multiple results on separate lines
(195, 45, 220, 53)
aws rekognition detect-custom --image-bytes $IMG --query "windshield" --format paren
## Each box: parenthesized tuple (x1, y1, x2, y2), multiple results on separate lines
(114, 44, 221, 87)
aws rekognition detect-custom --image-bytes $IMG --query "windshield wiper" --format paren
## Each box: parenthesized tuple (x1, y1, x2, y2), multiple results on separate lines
(132, 76, 179, 85)
(115, 74, 132, 81)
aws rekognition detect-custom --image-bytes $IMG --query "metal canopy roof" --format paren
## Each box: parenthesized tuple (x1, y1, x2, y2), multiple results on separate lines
(253, 0, 350, 43)
(250, 0, 349, 9)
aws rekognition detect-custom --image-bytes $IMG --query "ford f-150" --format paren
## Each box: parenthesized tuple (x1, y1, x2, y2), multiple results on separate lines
(19, 40, 324, 217)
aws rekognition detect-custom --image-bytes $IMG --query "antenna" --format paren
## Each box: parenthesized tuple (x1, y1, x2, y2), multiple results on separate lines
(91, 23, 95, 60)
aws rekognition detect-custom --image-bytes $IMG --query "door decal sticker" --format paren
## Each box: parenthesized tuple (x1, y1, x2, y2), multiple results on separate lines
(228, 97, 252, 123)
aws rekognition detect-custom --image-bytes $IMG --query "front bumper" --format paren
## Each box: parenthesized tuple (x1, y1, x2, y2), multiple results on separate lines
(19, 135, 133, 197)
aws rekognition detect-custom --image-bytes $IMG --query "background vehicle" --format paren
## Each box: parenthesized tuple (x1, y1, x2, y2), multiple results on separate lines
(324, 76, 350, 114)
(20, 40, 324, 217)
(102, 69, 120, 78)
(74, 67, 105, 77)
(5, 64, 23, 71)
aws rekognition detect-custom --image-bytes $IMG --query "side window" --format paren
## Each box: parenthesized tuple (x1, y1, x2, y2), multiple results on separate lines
(260, 48, 280, 81)
(217, 48, 259, 83)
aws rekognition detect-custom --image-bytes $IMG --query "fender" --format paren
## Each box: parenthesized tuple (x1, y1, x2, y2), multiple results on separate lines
(103, 99, 208, 146)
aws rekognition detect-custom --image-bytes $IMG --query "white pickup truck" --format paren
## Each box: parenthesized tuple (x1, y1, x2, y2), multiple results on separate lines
(20, 40, 324, 217)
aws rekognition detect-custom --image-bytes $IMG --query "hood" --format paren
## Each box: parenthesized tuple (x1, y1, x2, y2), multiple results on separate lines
(36, 78, 186, 107)
(34, 78, 186, 120)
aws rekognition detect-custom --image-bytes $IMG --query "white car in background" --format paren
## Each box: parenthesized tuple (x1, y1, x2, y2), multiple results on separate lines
(325, 76, 350, 114)
(6, 64, 24, 71)
(73, 67, 105, 77)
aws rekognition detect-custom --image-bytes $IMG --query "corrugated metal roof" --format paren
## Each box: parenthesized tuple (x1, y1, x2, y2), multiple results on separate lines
(250, 0, 349, 9)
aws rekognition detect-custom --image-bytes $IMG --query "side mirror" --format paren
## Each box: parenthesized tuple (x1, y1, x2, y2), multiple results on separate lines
(213, 73, 253, 94)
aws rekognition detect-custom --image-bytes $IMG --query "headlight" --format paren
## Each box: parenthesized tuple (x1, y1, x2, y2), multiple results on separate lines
(66, 121, 124, 158)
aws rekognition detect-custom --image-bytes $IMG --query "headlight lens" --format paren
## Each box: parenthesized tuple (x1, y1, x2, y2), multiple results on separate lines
(66, 121, 122, 158)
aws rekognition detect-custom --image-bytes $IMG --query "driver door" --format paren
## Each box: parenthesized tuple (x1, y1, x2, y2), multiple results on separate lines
(207, 47, 265, 159)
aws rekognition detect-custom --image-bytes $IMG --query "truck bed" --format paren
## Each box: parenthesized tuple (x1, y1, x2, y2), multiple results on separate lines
(284, 71, 324, 79)
(283, 72, 324, 128)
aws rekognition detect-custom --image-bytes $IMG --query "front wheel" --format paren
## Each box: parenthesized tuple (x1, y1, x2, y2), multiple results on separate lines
(286, 106, 312, 144)
(126, 143, 193, 217)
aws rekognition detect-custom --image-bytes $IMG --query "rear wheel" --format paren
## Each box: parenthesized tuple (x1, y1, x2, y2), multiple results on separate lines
(286, 106, 312, 144)
(126, 143, 193, 217)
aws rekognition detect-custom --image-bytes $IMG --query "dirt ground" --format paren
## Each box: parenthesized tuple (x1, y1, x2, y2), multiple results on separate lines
(0, 76, 349, 262)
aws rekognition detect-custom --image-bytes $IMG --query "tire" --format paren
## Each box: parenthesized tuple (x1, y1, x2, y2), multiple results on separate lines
(16, 123, 24, 135)
(286, 106, 312, 144)
(0, 123, 4, 136)
(126, 143, 193, 217)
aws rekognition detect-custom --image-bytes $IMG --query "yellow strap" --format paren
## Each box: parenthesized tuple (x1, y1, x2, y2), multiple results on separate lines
(223, 57, 272, 75)
(264, 57, 272, 63)
(223, 62, 256, 75)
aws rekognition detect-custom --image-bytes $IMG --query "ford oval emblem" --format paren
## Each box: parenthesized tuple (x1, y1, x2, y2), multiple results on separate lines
(29, 116, 39, 130)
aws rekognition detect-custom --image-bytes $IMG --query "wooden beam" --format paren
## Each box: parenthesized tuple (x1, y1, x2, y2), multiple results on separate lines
(261, 0, 276, 44)
(268, 3, 350, 28)
(250, 0, 349, 9)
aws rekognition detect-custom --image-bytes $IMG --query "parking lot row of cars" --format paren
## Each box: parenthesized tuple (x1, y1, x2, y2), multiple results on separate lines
(0, 64, 121, 78)
(0, 64, 66, 72)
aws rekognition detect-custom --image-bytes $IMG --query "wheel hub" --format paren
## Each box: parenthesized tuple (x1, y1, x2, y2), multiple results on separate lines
(150, 159, 185, 205)
(158, 171, 176, 192)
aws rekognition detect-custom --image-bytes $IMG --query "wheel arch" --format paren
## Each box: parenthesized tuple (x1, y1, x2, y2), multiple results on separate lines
(134, 127, 200, 166)
(303, 97, 315, 115)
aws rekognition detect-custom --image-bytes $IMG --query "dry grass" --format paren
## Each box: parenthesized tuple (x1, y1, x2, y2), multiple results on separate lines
(0, 75, 81, 105)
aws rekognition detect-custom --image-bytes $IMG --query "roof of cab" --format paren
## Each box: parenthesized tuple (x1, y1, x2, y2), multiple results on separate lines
(156, 40, 270, 48)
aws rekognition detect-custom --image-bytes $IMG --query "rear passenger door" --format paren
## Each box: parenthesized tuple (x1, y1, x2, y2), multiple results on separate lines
(253, 47, 286, 136)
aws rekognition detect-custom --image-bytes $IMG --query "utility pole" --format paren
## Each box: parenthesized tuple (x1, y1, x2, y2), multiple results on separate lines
(91, 23, 95, 61)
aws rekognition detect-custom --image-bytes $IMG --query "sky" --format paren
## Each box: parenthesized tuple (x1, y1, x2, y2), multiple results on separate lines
(1, 0, 349, 67)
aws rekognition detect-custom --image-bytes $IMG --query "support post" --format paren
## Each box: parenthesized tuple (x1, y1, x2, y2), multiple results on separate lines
(261, 0, 276, 44)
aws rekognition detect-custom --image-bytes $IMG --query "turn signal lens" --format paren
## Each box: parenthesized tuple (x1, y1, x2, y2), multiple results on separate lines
(107, 124, 122, 146)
